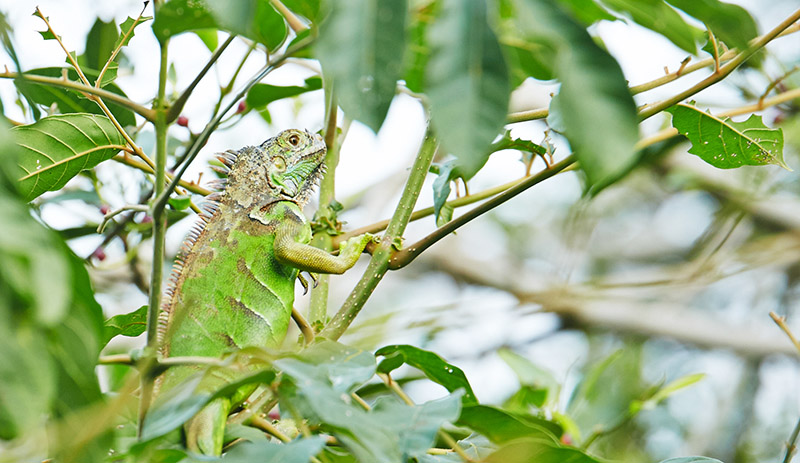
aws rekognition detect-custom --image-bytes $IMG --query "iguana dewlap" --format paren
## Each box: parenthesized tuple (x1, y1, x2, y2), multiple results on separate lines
(155, 129, 372, 454)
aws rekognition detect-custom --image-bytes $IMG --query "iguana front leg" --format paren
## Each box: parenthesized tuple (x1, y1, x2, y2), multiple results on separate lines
(274, 218, 373, 274)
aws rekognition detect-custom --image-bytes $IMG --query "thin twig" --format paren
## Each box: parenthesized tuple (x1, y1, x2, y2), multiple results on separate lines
(769, 312, 800, 353)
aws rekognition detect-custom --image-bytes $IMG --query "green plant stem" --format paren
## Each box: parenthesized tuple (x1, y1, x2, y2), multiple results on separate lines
(139, 37, 171, 439)
(320, 128, 437, 341)
(309, 86, 339, 326)
(166, 34, 236, 123)
(388, 155, 575, 270)
(783, 416, 800, 463)
(0, 72, 156, 120)
(638, 8, 800, 121)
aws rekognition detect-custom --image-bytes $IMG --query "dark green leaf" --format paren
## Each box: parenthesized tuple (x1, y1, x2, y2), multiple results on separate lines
(222, 436, 327, 462)
(431, 161, 459, 224)
(501, 41, 554, 85)
(557, 0, 615, 25)
(103, 305, 147, 346)
(15, 67, 136, 125)
(317, 0, 407, 132)
(281, 0, 323, 23)
(457, 405, 561, 444)
(666, 103, 788, 169)
(665, 0, 757, 50)
(403, 2, 436, 93)
(427, 0, 510, 178)
(599, 0, 701, 54)
(13, 113, 125, 201)
(515, 0, 639, 193)
(38, 29, 60, 41)
(152, 0, 218, 43)
(376, 344, 478, 405)
(206, 0, 288, 51)
(484, 438, 601, 463)
(246, 77, 323, 109)
(82, 18, 118, 73)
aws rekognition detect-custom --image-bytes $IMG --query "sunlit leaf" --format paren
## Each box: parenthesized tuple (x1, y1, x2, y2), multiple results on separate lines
(246, 77, 323, 110)
(427, 0, 510, 178)
(206, 0, 287, 51)
(666, 103, 788, 169)
(81, 18, 118, 73)
(665, 0, 757, 50)
(115, 15, 152, 50)
(557, 0, 615, 25)
(223, 436, 327, 463)
(484, 438, 602, 463)
(317, 0, 407, 132)
(13, 113, 126, 201)
(497, 348, 559, 406)
(457, 405, 561, 444)
(152, 0, 217, 43)
(376, 344, 478, 405)
(103, 305, 147, 346)
(600, 0, 701, 54)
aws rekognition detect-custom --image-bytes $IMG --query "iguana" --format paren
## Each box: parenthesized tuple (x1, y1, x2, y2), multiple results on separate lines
(155, 129, 372, 455)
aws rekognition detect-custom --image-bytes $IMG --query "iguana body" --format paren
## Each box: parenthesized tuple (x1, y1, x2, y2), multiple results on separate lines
(156, 129, 371, 454)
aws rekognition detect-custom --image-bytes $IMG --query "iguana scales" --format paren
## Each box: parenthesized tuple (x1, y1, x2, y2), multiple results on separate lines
(155, 129, 372, 454)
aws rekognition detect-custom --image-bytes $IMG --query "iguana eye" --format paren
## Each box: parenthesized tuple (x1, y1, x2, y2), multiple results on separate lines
(272, 156, 286, 171)
(288, 134, 301, 146)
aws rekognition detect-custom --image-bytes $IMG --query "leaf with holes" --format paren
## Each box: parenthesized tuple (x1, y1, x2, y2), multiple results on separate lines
(666, 103, 789, 170)
(12, 113, 126, 201)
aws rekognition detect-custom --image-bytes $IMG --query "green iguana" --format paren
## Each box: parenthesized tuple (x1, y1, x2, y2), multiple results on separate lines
(155, 129, 372, 454)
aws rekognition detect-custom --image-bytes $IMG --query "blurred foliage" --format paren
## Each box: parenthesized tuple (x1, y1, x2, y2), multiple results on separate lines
(0, 0, 798, 462)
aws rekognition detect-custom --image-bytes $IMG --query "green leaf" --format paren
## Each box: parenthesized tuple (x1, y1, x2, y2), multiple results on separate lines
(501, 41, 554, 85)
(658, 458, 723, 463)
(115, 15, 152, 50)
(281, 0, 324, 23)
(503, 385, 548, 412)
(152, 0, 218, 43)
(557, 0, 615, 25)
(599, 0, 701, 54)
(168, 194, 193, 211)
(276, 341, 377, 394)
(634, 373, 705, 412)
(403, 2, 436, 93)
(194, 29, 219, 51)
(457, 405, 562, 444)
(666, 103, 788, 170)
(13, 113, 126, 201)
(15, 67, 136, 125)
(206, 0, 288, 51)
(246, 77, 323, 109)
(81, 18, 118, 72)
(497, 348, 559, 406)
(103, 305, 147, 346)
(427, 0, 510, 178)
(664, 0, 757, 50)
(317, 0, 407, 132)
(484, 438, 602, 463)
(515, 0, 639, 193)
(222, 437, 327, 463)
(376, 344, 478, 405)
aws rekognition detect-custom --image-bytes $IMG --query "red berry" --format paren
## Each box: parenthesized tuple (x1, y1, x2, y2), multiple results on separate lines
(176, 115, 189, 127)
(267, 410, 280, 420)
(141, 215, 153, 224)
(236, 101, 246, 114)
(99, 204, 111, 215)
(92, 247, 106, 261)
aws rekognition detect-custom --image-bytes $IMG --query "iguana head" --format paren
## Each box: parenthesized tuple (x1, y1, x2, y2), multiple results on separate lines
(217, 129, 327, 208)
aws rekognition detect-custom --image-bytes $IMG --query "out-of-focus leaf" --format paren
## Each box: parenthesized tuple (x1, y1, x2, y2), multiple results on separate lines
(501, 41, 554, 85)
(376, 344, 478, 405)
(497, 348, 559, 406)
(427, 0, 510, 178)
(246, 77, 323, 109)
(457, 405, 561, 444)
(281, 0, 324, 23)
(658, 458, 723, 463)
(152, 0, 217, 43)
(632, 373, 705, 413)
(403, 2, 436, 93)
(484, 438, 602, 463)
(503, 385, 548, 412)
(558, 0, 615, 25)
(81, 18, 118, 73)
(15, 67, 136, 125)
(599, 0, 701, 54)
(515, 0, 639, 193)
(206, 0, 288, 51)
(13, 113, 125, 201)
(168, 194, 192, 211)
(418, 435, 496, 463)
(194, 29, 219, 51)
(103, 305, 147, 346)
(667, 103, 788, 170)
(317, 0, 407, 132)
(665, 0, 757, 50)
(222, 436, 327, 463)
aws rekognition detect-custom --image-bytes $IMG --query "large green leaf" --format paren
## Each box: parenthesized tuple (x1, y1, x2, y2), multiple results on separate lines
(376, 344, 478, 405)
(246, 77, 323, 110)
(15, 67, 136, 125)
(484, 438, 602, 463)
(426, 0, 510, 178)
(206, 0, 288, 51)
(457, 405, 561, 444)
(80, 18, 118, 74)
(515, 0, 639, 193)
(599, 0, 701, 54)
(557, 0, 615, 25)
(152, 0, 218, 43)
(223, 437, 327, 463)
(316, 0, 407, 132)
(13, 113, 125, 201)
(403, 2, 436, 93)
(664, 0, 757, 50)
(103, 305, 147, 346)
(666, 103, 788, 169)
